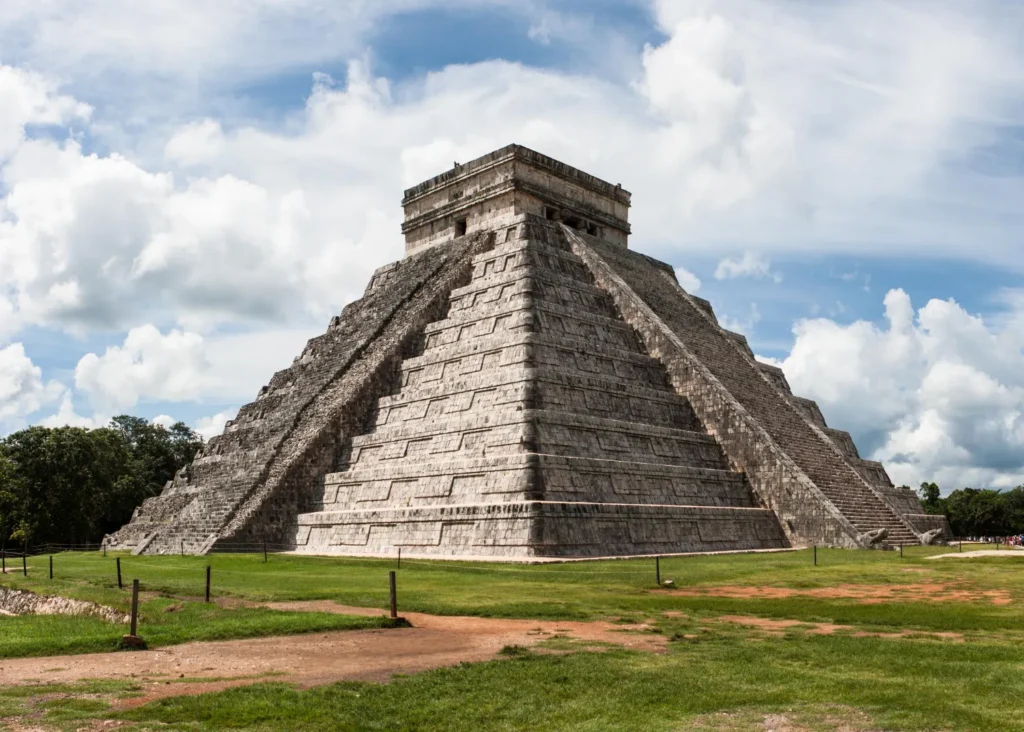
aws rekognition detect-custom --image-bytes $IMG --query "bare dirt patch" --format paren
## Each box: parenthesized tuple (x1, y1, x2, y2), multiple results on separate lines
(661, 582, 1012, 605)
(689, 705, 880, 731)
(0, 717, 50, 732)
(0, 602, 665, 708)
(716, 615, 963, 641)
(929, 550, 1024, 560)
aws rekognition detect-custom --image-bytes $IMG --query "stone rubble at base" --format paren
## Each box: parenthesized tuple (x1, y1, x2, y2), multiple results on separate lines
(0, 587, 128, 623)
(104, 145, 949, 558)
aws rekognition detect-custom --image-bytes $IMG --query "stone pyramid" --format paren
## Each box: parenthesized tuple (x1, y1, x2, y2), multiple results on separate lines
(106, 145, 949, 558)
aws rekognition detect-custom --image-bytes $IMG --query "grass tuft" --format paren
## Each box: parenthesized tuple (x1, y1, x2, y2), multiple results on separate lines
(498, 644, 532, 658)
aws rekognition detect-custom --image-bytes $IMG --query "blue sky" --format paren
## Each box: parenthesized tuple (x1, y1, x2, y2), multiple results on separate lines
(1, 0, 1022, 492)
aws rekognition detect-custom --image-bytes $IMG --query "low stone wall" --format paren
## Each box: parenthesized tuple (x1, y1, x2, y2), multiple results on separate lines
(903, 513, 953, 538)
(0, 587, 128, 623)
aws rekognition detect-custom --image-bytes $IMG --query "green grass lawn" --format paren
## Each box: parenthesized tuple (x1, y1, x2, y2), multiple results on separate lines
(2, 546, 1023, 730)
(5, 545, 1023, 631)
(7, 627, 1024, 731)
(113, 635, 1024, 731)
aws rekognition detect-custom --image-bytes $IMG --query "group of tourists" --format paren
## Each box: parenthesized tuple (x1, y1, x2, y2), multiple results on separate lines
(958, 536, 1024, 547)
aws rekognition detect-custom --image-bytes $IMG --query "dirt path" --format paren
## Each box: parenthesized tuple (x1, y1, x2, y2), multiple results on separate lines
(714, 615, 964, 641)
(0, 602, 664, 708)
(929, 550, 1024, 560)
(659, 582, 1013, 605)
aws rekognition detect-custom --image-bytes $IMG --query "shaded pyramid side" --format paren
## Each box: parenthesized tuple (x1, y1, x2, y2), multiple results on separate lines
(707, 329, 945, 538)
(566, 227, 945, 547)
(291, 216, 789, 558)
(781, 393, 950, 538)
(103, 232, 496, 555)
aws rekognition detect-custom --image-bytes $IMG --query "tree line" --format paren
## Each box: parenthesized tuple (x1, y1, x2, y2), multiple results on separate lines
(916, 482, 1024, 538)
(0, 417, 203, 549)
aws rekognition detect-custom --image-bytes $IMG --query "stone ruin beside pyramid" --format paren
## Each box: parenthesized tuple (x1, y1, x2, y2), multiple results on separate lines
(105, 144, 950, 558)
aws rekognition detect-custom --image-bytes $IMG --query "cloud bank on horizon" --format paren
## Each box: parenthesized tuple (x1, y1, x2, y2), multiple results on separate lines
(0, 0, 1022, 490)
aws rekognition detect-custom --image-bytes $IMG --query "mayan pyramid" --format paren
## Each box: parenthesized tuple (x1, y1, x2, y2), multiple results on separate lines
(105, 144, 950, 558)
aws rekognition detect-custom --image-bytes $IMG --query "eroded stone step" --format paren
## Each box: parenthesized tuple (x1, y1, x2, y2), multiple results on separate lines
(422, 299, 641, 354)
(450, 264, 616, 317)
(470, 240, 592, 286)
(374, 368, 696, 432)
(343, 410, 730, 471)
(318, 453, 756, 511)
(399, 332, 672, 391)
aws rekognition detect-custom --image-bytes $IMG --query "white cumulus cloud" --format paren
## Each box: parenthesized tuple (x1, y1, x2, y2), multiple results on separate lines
(674, 266, 701, 293)
(194, 410, 235, 441)
(718, 303, 762, 337)
(0, 342, 64, 425)
(778, 289, 1024, 491)
(0, 64, 90, 161)
(37, 392, 105, 430)
(714, 252, 781, 282)
(1, 1, 1023, 457)
(4, 0, 1024, 336)
(151, 414, 176, 429)
(74, 325, 214, 412)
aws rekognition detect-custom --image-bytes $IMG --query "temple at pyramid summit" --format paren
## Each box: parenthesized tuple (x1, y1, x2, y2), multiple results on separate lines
(105, 144, 950, 558)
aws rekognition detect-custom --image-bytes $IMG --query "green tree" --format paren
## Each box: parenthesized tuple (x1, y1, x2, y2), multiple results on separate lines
(110, 415, 202, 499)
(943, 487, 1010, 537)
(0, 418, 203, 546)
(0, 446, 27, 552)
(0, 426, 132, 544)
(1000, 486, 1024, 534)
(917, 482, 945, 515)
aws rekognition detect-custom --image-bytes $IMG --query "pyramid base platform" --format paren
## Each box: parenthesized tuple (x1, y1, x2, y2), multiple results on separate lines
(286, 501, 790, 559)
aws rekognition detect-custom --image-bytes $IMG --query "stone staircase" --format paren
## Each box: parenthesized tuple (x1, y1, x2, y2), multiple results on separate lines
(105, 232, 492, 555)
(292, 217, 788, 557)
(569, 230, 922, 547)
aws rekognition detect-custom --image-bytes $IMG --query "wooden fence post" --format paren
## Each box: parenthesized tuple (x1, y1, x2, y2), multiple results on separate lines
(116, 557, 123, 589)
(389, 571, 398, 619)
(655, 556, 661, 586)
(205, 565, 211, 603)
(130, 579, 140, 636)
